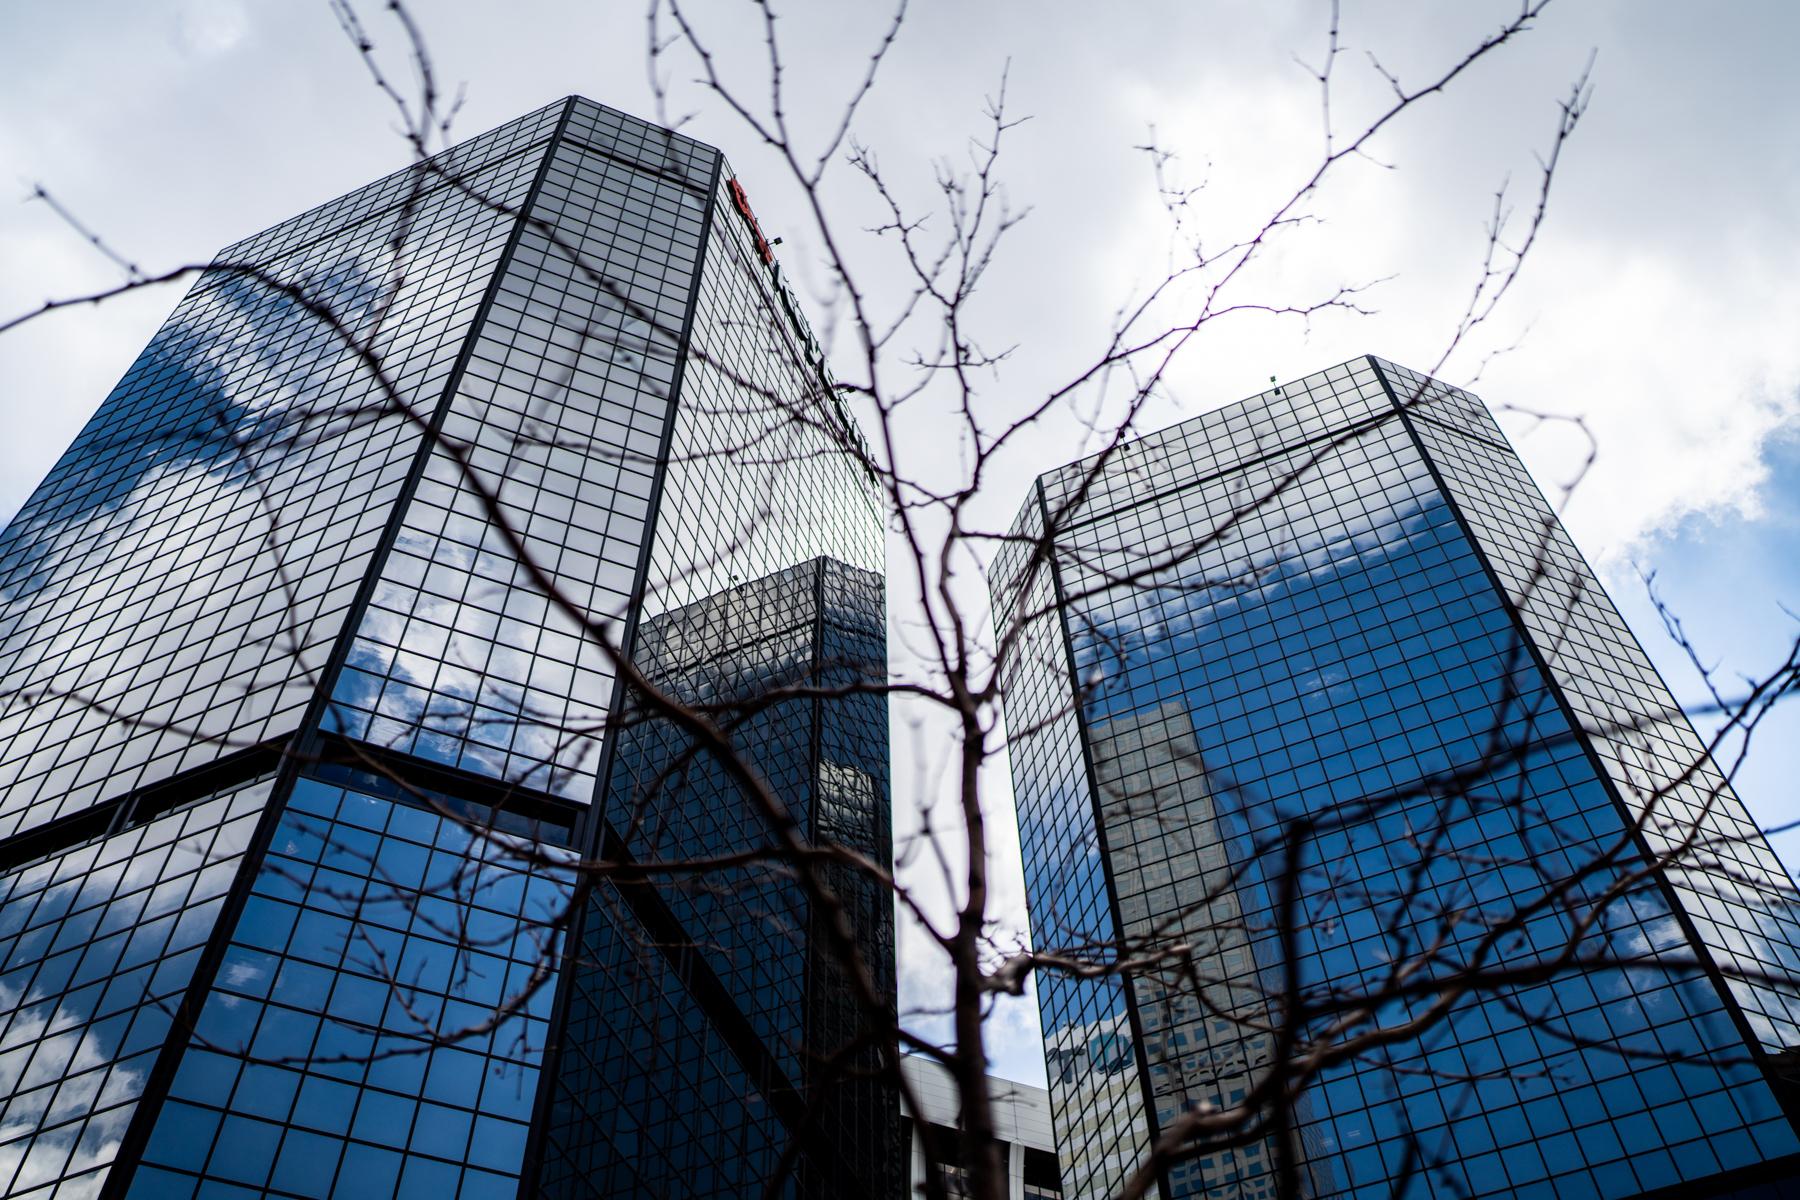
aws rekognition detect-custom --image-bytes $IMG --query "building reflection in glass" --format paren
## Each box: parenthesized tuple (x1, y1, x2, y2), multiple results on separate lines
(542, 555, 895, 1198)
(997, 356, 1800, 1197)
(0, 95, 896, 1199)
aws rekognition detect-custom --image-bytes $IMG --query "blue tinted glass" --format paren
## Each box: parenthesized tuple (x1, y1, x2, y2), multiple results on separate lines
(130, 780, 572, 1196)
(0, 780, 267, 1197)
(996, 357, 1800, 1197)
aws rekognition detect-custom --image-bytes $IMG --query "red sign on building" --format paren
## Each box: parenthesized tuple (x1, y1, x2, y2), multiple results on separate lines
(727, 177, 773, 264)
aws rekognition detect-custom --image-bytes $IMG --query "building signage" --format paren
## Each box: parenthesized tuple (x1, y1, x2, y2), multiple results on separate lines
(727, 177, 773, 264)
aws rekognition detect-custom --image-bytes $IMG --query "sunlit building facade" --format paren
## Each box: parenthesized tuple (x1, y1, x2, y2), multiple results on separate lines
(0, 96, 893, 1198)
(900, 1056, 1062, 1200)
(994, 356, 1800, 1198)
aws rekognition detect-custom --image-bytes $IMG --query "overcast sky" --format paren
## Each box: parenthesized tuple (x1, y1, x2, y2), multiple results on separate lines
(4, 0, 1800, 1087)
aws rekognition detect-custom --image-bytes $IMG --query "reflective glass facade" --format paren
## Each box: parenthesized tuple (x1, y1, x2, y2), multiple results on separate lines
(0, 96, 892, 1198)
(995, 356, 1800, 1198)
(540, 558, 893, 1197)
(0, 778, 270, 1197)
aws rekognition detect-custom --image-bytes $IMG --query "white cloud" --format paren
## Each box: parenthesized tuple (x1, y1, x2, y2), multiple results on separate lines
(1485, 234, 1800, 565)
(173, 0, 250, 58)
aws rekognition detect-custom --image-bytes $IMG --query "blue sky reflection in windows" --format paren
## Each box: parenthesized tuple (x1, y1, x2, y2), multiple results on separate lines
(0, 95, 893, 1198)
(993, 356, 1800, 1198)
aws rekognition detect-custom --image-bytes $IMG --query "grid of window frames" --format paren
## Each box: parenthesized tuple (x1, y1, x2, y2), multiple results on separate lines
(544, 562, 865, 1196)
(0, 105, 560, 838)
(636, 164, 882, 618)
(326, 100, 719, 801)
(538, 147, 891, 1193)
(125, 774, 572, 1199)
(808, 558, 897, 1181)
(1383, 359, 1800, 1056)
(998, 357, 1800, 1198)
(600, 558, 890, 1195)
(611, 562, 831, 1082)
(991, 495, 1153, 1200)
(0, 777, 269, 1198)
(537, 886, 791, 1196)
(0, 94, 896, 1200)
(1086, 702, 1302, 1200)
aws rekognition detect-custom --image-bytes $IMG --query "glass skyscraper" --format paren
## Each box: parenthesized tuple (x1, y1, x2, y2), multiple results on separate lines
(993, 356, 1800, 1198)
(0, 97, 893, 1198)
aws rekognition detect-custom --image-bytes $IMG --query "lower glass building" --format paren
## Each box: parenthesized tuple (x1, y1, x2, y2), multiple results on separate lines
(993, 356, 1800, 1198)
(900, 1055, 1062, 1199)
(538, 556, 895, 1196)
(0, 97, 893, 1197)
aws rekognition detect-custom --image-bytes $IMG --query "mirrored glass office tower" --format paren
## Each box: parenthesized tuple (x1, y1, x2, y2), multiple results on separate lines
(993, 356, 1800, 1198)
(0, 96, 893, 1198)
